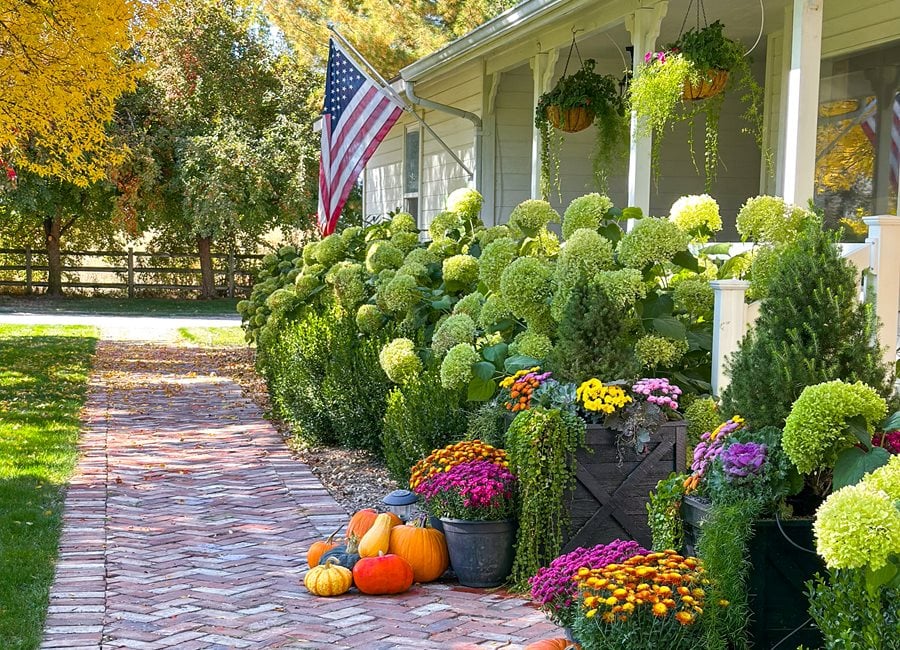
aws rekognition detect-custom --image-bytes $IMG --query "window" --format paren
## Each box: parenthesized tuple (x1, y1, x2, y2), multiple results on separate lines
(404, 128, 421, 219)
(816, 42, 900, 232)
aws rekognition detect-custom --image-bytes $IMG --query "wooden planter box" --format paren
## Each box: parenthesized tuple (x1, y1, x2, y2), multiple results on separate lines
(563, 421, 686, 552)
(682, 496, 824, 649)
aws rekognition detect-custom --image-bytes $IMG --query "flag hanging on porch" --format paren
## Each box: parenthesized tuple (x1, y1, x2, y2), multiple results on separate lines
(317, 39, 404, 236)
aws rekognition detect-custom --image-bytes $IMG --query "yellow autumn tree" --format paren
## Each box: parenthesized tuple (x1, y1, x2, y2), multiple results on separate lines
(264, 0, 516, 78)
(0, 0, 148, 186)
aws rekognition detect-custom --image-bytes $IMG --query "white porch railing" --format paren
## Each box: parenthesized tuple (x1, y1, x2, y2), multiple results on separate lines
(710, 215, 900, 397)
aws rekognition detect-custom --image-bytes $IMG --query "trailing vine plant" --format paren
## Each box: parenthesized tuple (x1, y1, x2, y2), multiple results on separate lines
(506, 407, 585, 591)
(646, 472, 688, 551)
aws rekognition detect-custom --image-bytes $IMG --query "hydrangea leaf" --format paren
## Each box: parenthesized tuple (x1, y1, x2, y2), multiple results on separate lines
(504, 355, 540, 374)
(832, 446, 890, 490)
(881, 410, 900, 432)
(846, 414, 873, 450)
(472, 361, 495, 382)
(481, 343, 509, 366)
(672, 250, 700, 273)
(651, 316, 687, 340)
(467, 376, 497, 402)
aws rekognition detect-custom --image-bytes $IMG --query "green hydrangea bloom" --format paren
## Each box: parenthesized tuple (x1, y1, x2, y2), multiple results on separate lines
(390, 211, 418, 233)
(673, 275, 714, 315)
(328, 262, 367, 308)
(302, 241, 320, 265)
(446, 188, 484, 220)
(365, 240, 404, 274)
(476, 225, 512, 247)
(404, 247, 440, 267)
(340, 226, 363, 243)
(442, 254, 479, 290)
(616, 217, 689, 269)
(783, 380, 887, 474)
(684, 397, 724, 445)
(500, 256, 554, 324)
(236, 299, 251, 315)
(378, 273, 421, 315)
(453, 292, 484, 321)
(508, 199, 560, 236)
(356, 304, 385, 334)
(397, 261, 430, 282)
(426, 237, 459, 259)
(552, 228, 615, 320)
(478, 237, 518, 292)
(814, 483, 900, 570)
(635, 334, 689, 369)
(592, 268, 647, 306)
(391, 231, 420, 254)
(294, 273, 321, 299)
(532, 228, 561, 258)
(278, 245, 298, 259)
(747, 245, 779, 301)
(669, 194, 723, 242)
(429, 211, 464, 241)
(316, 234, 347, 266)
(736, 195, 815, 244)
(478, 294, 512, 330)
(562, 193, 613, 239)
(266, 287, 298, 312)
(862, 455, 900, 500)
(374, 269, 396, 292)
(440, 342, 479, 390)
(511, 330, 553, 360)
(379, 338, 423, 384)
(432, 313, 476, 358)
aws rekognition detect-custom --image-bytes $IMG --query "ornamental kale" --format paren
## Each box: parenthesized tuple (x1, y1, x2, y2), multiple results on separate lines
(721, 442, 767, 482)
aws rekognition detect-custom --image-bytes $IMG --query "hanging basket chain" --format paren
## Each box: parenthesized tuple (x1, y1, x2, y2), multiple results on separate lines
(677, 0, 709, 42)
(561, 30, 584, 77)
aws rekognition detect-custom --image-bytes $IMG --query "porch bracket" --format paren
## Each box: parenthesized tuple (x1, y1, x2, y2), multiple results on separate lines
(530, 46, 560, 199)
(625, 1, 669, 220)
(782, 0, 822, 207)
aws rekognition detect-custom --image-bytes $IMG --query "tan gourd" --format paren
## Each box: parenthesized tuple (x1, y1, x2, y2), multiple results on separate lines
(357, 512, 401, 558)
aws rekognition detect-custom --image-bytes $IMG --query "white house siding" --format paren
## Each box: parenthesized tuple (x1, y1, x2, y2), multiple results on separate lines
(363, 123, 405, 219)
(493, 63, 534, 224)
(822, 0, 900, 58)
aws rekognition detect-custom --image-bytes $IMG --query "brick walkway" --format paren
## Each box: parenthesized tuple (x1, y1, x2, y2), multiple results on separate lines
(41, 342, 561, 649)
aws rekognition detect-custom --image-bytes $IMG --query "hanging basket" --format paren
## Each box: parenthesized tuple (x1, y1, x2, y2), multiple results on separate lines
(545, 105, 595, 133)
(683, 69, 729, 101)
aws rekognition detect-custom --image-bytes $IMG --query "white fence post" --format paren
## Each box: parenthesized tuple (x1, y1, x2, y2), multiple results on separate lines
(710, 279, 751, 398)
(863, 215, 900, 371)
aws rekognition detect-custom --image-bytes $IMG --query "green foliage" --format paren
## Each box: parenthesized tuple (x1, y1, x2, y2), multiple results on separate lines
(807, 570, 900, 650)
(466, 402, 508, 448)
(722, 225, 890, 429)
(783, 380, 886, 475)
(382, 371, 468, 483)
(684, 397, 723, 448)
(0, 325, 97, 649)
(562, 193, 613, 240)
(616, 217, 689, 269)
(506, 407, 585, 590)
(698, 499, 762, 650)
(647, 473, 687, 551)
(551, 228, 615, 321)
(551, 276, 640, 383)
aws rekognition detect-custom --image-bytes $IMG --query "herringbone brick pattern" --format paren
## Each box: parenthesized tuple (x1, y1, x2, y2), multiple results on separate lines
(42, 342, 561, 649)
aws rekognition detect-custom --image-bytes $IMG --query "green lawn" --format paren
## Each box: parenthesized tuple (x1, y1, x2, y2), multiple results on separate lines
(0, 325, 98, 649)
(0, 296, 239, 317)
(176, 326, 249, 347)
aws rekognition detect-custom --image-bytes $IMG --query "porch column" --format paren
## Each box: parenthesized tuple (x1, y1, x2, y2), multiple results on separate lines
(867, 67, 900, 215)
(782, 0, 823, 206)
(710, 279, 751, 398)
(863, 216, 900, 370)
(625, 1, 668, 218)
(530, 48, 559, 199)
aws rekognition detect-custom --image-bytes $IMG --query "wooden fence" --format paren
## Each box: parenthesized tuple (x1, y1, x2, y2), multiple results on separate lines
(0, 247, 264, 297)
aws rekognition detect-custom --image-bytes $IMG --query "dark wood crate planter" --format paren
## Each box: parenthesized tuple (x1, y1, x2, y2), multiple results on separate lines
(682, 496, 824, 649)
(563, 421, 686, 552)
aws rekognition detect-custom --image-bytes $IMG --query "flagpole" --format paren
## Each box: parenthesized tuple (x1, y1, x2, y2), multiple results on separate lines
(327, 23, 474, 181)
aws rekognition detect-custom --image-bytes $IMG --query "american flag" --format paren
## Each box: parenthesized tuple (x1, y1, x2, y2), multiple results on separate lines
(317, 39, 404, 236)
(860, 94, 900, 192)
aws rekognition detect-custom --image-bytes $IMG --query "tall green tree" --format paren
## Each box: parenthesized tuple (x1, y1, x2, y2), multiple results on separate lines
(117, 0, 319, 297)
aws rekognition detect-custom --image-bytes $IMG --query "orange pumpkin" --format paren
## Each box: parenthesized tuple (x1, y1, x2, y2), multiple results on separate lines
(524, 640, 581, 650)
(345, 509, 401, 541)
(358, 512, 401, 558)
(345, 509, 379, 541)
(306, 526, 342, 568)
(352, 552, 414, 595)
(388, 514, 449, 583)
